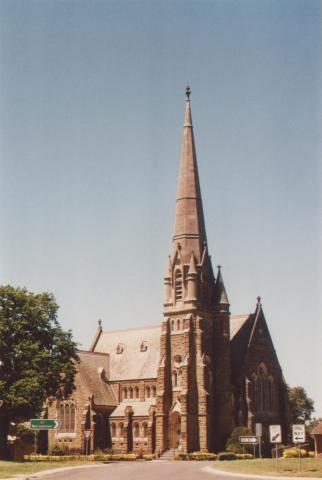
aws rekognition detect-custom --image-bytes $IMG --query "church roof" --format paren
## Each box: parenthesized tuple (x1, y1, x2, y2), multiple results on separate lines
(92, 325, 161, 381)
(230, 314, 253, 339)
(77, 351, 118, 407)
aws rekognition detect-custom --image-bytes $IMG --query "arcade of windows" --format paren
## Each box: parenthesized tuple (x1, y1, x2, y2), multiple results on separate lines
(122, 385, 156, 401)
(251, 364, 275, 415)
(111, 421, 148, 439)
(57, 401, 76, 433)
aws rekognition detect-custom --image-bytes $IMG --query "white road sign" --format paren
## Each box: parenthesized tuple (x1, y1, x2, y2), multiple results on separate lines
(292, 424, 305, 444)
(239, 436, 258, 444)
(269, 425, 282, 443)
(255, 423, 262, 437)
(83, 430, 92, 440)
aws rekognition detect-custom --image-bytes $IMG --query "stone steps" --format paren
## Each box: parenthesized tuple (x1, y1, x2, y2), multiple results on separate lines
(158, 449, 178, 460)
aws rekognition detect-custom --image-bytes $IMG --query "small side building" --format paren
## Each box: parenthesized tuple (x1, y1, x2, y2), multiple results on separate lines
(312, 421, 322, 457)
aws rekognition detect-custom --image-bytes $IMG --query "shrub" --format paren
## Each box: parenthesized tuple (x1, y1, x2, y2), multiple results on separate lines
(225, 427, 252, 453)
(189, 451, 217, 461)
(217, 452, 237, 461)
(143, 454, 155, 460)
(308, 451, 315, 458)
(175, 452, 189, 460)
(283, 448, 307, 459)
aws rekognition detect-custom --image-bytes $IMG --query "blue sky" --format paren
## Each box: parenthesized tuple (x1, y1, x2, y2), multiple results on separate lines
(0, 0, 321, 418)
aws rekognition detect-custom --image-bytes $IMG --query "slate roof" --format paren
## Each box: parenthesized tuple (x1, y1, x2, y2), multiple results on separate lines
(77, 351, 118, 407)
(93, 325, 161, 381)
(230, 314, 253, 340)
(110, 399, 156, 418)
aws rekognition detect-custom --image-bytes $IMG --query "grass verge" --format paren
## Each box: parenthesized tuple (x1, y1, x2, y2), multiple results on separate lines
(212, 458, 322, 478)
(0, 460, 99, 479)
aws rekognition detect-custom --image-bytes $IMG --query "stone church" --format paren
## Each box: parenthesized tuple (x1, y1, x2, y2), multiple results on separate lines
(47, 88, 288, 454)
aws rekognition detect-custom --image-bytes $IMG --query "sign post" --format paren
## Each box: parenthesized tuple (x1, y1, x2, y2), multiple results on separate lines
(30, 419, 62, 456)
(239, 436, 258, 460)
(269, 425, 282, 472)
(292, 424, 305, 473)
(255, 423, 262, 459)
(83, 430, 92, 460)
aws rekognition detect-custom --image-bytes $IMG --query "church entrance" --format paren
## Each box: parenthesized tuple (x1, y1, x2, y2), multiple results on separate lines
(169, 411, 181, 449)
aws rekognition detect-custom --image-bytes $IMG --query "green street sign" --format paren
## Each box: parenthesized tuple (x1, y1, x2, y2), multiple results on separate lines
(30, 419, 62, 430)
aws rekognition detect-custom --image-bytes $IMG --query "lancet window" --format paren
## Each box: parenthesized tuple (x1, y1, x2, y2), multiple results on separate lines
(174, 270, 183, 302)
(251, 364, 274, 415)
(57, 400, 76, 433)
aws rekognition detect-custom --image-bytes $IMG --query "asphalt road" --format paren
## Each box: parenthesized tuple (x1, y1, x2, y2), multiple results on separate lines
(32, 461, 223, 480)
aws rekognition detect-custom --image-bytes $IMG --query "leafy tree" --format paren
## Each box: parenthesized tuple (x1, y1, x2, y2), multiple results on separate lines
(287, 386, 315, 424)
(226, 426, 252, 453)
(0, 286, 78, 459)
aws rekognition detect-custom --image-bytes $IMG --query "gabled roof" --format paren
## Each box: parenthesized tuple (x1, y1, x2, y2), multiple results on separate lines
(230, 314, 253, 340)
(312, 421, 322, 435)
(77, 351, 117, 407)
(230, 301, 282, 381)
(110, 399, 156, 418)
(92, 325, 161, 381)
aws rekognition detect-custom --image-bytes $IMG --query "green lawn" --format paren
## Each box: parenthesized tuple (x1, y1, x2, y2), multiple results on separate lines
(0, 460, 98, 479)
(212, 458, 322, 477)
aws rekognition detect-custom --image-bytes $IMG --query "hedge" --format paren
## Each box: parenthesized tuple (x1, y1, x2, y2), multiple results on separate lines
(217, 452, 237, 461)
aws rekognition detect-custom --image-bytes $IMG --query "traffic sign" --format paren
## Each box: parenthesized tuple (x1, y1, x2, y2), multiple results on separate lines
(255, 423, 262, 437)
(269, 425, 282, 443)
(30, 419, 62, 430)
(292, 424, 305, 444)
(239, 436, 258, 444)
(83, 430, 92, 440)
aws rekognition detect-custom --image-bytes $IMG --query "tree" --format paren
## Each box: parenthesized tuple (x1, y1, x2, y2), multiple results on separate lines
(226, 426, 252, 453)
(0, 285, 78, 459)
(287, 386, 315, 424)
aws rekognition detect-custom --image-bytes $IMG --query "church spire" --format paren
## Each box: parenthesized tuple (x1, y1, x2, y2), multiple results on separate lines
(172, 86, 207, 263)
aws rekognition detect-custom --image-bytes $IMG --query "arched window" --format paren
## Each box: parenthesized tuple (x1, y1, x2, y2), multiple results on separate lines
(133, 422, 140, 438)
(142, 422, 148, 438)
(123, 388, 128, 400)
(134, 386, 139, 399)
(111, 423, 117, 438)
(171, 320, 175, 331)
(175, 270, 183, 302)
(129, 387, 133, 399)
(172, 370, 178, 388)
(152, 386, 156, 398)
(146, 386, 151, 398)
(177, 319, 180, 330)
(57, 401, 76, 433)
(251, 364, 274, 415)
(178, 370, 182, 387)
(118, 423, 124, 437)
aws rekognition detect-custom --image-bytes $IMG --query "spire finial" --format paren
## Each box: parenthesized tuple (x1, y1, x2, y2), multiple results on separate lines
(98, 319, 102, 327)
(185, 84, 191, 100)
(217, 264, 222, 270)
(257, 296, 261, 305)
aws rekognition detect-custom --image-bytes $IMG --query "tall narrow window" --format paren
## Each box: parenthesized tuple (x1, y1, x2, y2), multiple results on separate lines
(129, 387, 133, 399)
(146, 386, 151, 398)
(175, 270, 183, 302)
(251, 364, 274, 415)
(172, 370, 178, 388)
(133, 422, 140, 438)
(142, 422, 148, 438)
(123, 388, 128, 400)
(134, 386, 139, 399)
(57, 401, 76, 433)
(152, 386, 156, 398)
(111, 423, 116, 437)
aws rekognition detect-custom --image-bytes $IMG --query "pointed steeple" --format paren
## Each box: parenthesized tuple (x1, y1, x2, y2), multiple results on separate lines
(214, 265, 229, 307)
(173, 86, 207, 263)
